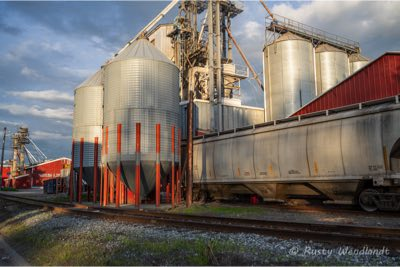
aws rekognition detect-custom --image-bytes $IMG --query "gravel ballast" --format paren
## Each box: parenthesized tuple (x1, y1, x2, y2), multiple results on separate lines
(0, 205, 399, 266)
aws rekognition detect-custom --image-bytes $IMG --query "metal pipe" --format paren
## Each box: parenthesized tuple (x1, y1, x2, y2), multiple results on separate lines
(78, 137, 84, 203)
(93, 136, 99, 203)
(135, 123, 141, 208)
(186, 91, 194, 208)
(116, 124, 122, 208)
(69, 139, 74, 202)
(207, 0, 214, 102)
(259, 0, 275, 20)
(216, 0, 223, 131)
(226, 28, 264, 91)
(156, 124, 161, 207)
(171, 126, 175, 208)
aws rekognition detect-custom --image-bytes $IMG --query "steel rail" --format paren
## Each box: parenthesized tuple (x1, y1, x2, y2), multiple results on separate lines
(1, 193, 399, 251)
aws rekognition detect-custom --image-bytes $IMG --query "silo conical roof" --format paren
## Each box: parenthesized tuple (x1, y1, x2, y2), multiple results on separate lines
(110, 38, 174, 65)
(274, 32, 306, 43)
(316, 44, 345, 53)
(76, 69, 103, 88)
(349, 53, 369, 62)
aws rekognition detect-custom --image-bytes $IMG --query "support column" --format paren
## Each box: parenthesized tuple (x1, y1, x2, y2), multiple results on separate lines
(116, 124, 122, 208)
(135, 123, 141, 208)
(156, 124, 161, 207)
(215, 0, 223, 131)
(171, 126, 175, 208)
(93, 136, 99, 203)
(78, 137, 84, 203)
(177, 129, 182, 204)
(186, 91, 193, 208)
(69, 139, 75, 202)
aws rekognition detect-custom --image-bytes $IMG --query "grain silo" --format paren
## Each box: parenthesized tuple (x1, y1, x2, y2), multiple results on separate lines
(103, 37, 179, 198)
(263, 32, 316, 121)
(72, 70, 103, 187)
(349, 53, 369, 74)
(315, 44, 349, 94)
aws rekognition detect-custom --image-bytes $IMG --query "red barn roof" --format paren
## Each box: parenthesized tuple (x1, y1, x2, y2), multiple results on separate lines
(291, 52, 400, 116)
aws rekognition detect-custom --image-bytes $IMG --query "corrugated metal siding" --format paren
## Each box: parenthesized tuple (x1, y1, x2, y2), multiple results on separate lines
(292, 52, 400, 116)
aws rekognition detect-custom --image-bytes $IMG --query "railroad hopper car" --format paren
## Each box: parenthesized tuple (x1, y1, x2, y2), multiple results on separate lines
(193, 99, 400, 211)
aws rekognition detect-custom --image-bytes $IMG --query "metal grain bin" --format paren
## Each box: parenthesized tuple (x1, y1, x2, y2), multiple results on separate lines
(315, 44, 349, 94)
(72, 69, 103, 187)
(349, 53, 369, 75)
(103, 38, 179, 197)
(263, 32, 316, 121)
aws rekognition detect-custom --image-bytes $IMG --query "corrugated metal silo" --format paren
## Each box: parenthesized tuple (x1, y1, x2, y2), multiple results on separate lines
(263, 32, 316, 121)
(72, 69, 103, 186)
(315, 44, 349, 94)
(103, 38, 180, 197)
(349, 53, 369, 75)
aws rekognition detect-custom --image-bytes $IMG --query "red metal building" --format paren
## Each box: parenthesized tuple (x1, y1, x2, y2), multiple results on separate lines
(292, 52, 400, 116)
(26, 157, 71, 187)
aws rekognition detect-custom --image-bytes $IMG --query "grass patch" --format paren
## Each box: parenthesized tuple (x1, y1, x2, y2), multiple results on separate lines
(171, 203, 266, 217)
(1, 187, 18, 191)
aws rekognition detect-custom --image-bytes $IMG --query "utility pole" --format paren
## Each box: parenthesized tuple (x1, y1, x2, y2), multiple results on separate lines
(0, 127, 6, 182)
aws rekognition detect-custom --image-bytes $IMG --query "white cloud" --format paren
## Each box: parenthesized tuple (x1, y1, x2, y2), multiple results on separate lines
(9, 90, 74, 104)
(239, 20, 264, 40)
(30, 130, 70, 141)
(0, 104, 72, 120)
(0, 120, 24, 127)
(21, 66, 41, 79)
(270, 1, 400, 57)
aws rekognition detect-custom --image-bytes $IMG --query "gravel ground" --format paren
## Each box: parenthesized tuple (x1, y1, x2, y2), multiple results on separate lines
(0, 204, 399, 266)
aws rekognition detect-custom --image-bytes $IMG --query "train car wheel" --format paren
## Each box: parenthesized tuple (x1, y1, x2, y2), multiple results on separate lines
(359, 188, 379, 212)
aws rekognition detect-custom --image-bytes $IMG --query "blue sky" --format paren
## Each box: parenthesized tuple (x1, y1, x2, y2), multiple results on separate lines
(0, 1, 399, 160)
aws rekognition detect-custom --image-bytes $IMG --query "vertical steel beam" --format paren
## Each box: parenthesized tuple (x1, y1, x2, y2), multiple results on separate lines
(186, 91, 193, 208)
(105, 126, 109, 205)
(171, 126, 175, 208)
(215, 0, 223, 131)
(100, 129, 104, 206)
(104, 167, 108, 206)
(135, 123, 141, 208)
(69, 139, 75, 202)
(78, 137, 84, 203)
(177, 129, 182, 204)
(116, 124, 122, 208)
(93, 137, 99, 203)
(156, 124, 161, 207)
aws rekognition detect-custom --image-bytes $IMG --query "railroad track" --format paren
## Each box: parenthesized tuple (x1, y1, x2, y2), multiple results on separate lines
(1, 193, 400, 252)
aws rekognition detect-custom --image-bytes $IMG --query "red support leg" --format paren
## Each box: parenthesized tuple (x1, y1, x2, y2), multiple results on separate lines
(69, 139, 75, 202)
(135, 123, 141, 208)
(78, 138, 84, 203)
(156, 124, 161, 207)
(93, 137, 99, 203)
(177, 129, 182, 204)
(116, 124, 122, 208)
(171, 126, 175, 208)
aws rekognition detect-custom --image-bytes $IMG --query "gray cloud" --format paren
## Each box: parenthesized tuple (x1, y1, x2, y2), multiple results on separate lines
(30, 130, 71, 141)
(0, 104, 72, 120)
(9, 90, 74, 104)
